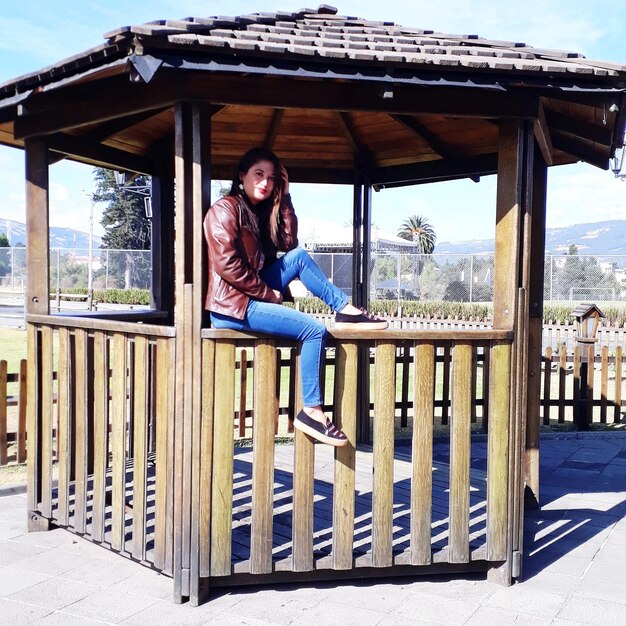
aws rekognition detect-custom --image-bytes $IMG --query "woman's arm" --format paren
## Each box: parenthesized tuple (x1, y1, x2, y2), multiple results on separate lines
(206, 198, 282, 303)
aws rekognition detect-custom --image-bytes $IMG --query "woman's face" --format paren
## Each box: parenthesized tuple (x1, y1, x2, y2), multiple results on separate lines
(240, 159, 276, 205)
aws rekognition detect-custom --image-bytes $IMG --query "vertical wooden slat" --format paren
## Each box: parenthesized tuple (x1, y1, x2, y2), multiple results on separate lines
(332, 341, 358, 570)
(17, 359, 27, 464)
(487, 341, 511, 560)
(27, 325, 42, 516)
(292, 347, 314, 572)
(586, 343, 595, 426)
(449, 341, 472, 563)
(0, 361, 7, 465)
(238, 349, 248, 438)
(210, 340, 236, 576)
(39, 327, 54, 519)
(600, 345, 608, 424)
(132, 335, 149, 560)
(573, 343, 581, 425)
(372, 340, 396, 567)
(400, 343, 410, 427)
(482, 346, 490, 433)
(56, 328, 71, 526)
(110, 332, 128, 551)
(250, 340, 277, 574)
(91, 331, 108, 542)
(154, 338, 174, 573)
(542, 347, 552, 425)
(615, 346, 623, 424)
(73, 328, 88, 533)
(558, 345, 567, 423)
(441, 345, 451, 425)
(411, 341, 435, 565)
(199, 339, 215, 576)
(287, 349, 297, 431)
(274, 348, 282, 434)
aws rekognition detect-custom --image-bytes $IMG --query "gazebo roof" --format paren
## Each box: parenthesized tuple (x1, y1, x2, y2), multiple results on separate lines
(1, 4, 625, 185)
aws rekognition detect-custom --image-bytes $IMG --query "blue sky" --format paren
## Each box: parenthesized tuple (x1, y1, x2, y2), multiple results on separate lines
(1, 0, 625, 244)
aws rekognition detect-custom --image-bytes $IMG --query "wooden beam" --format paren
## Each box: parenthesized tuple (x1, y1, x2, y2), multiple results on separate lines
(262, 109, 284, 150)
(392, 114, 454, 159)
(46, 132, 155, 174)
(25, 139, 49, 315)
(533, 105, 553, 166)
(545, 109, 613, 145)
(14, 71, 540, 139)
(336, 112, 363, 152)
(551, 130, 609, 170)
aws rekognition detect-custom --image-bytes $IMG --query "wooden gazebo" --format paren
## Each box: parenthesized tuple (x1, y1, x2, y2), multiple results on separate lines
(1, 5, 625, 605)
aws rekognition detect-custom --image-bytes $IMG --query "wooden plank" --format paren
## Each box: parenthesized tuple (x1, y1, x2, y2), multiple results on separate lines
(372, 340, 396, 567)
(200, 339, 215, 577)
(132, 335, 149, 560)
(542, 347, 552, 425)
(615, 346, 623, 424)
(17, 359, 27, 463)
(250, 340, 277, 574)
(600, 345, 608, 424)
(110, 332, 128, 552)
(55, 328, 71, 526)
(238, 349, 248, 437)
(292, 348, 314, 572)
(400, 343, 411, 427)
(411, 341, 435, 565)
(26, 314, 176, 337)
(586, 344, 595, 426)
(0, 361, 6, 465)
(24, 139, 49, 316)
(558, 345, 567, 423)
(449, 342, 472, 563)
(91, 330, 108, 542)
(154, 337, 172, 571)
(72, 328, 88, 533)
(332, 341, 358, 570)
(441, 345, 451, 425)
(40, 327, 54, 518)
(210, 340, 236, 576)
(26, 325, 41, 514)
(487, 341, 511, 561)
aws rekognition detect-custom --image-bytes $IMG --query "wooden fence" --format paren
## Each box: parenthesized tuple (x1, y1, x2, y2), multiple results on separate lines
(2, 321, 625, 466)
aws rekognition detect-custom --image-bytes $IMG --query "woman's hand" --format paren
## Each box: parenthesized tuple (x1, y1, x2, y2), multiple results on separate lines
(280, 164, 289, 195)
(272, 289, 283, 303)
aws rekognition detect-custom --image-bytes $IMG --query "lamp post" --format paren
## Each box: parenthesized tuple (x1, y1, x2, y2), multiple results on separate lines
(610, 144, 626, 179)
(80, 190, 95, 310)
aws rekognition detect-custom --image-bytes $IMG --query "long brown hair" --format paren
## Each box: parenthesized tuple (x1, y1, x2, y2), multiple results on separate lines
(229, 147, 283, 248)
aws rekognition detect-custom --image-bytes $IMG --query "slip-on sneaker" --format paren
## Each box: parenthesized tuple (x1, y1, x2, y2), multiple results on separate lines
(334, 308, 389, 331)
(293, 410, 348, 447)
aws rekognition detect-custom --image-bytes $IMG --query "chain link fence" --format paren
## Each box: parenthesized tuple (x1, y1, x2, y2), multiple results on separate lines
(0, 247, 152, 292)
(1, 247, 625, 304)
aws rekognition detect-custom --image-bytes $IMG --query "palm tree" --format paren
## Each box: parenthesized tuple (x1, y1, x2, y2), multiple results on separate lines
(397, 215, 436, 253)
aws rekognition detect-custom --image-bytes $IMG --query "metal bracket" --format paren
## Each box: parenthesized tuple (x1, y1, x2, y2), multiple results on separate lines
(512, 550, 522, 579)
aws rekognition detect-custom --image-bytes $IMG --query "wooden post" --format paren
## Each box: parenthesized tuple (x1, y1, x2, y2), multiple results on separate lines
(25, 138, 50, 532)
(525, 153, 547, 508)
(488, 119, 530, 585)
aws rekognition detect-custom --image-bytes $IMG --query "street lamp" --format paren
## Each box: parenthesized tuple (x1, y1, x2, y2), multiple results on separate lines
(610, 145, 626, 179)
(114, 171, 152, 217)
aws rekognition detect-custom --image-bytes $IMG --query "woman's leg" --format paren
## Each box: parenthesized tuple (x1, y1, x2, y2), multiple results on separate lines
(211, 302, 347, 446)
(260, 248, 349, 311)
(261, 248, 388, 330)
(211, 302, 326, 407)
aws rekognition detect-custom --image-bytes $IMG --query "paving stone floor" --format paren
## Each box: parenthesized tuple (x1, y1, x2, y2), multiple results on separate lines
(1, 433, 625, 625)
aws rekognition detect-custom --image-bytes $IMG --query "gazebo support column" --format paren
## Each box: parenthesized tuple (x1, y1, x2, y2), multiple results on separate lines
(24, 138, 51, 532)
(525, 152, 548, 509)
(172, 102, 211, 604)
(351, 151, 373, 444)
(488, 119, 533, 585)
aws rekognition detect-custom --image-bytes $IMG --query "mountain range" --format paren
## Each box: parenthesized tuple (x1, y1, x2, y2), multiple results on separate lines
(436, 219, 626, 257)
(0, 216, 624, 256)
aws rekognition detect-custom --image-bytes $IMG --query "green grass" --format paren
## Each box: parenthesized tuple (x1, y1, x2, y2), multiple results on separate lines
(0, 328, 27, 372)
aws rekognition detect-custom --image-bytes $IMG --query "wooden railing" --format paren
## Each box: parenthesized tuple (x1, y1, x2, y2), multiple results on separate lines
(199, 327, 514, 579)
(25, 314, 176, 574)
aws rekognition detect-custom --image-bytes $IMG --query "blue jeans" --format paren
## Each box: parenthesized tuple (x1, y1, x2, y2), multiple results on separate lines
(210, 248, 349, 406)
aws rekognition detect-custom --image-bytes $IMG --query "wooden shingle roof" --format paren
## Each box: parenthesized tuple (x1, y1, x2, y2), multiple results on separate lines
(0, 5, 625, 185)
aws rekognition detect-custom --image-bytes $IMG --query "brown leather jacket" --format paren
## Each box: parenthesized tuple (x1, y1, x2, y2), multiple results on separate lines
(204, 194, 298, 319)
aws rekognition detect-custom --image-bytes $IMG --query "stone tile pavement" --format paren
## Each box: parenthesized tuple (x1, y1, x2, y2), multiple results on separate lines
(0, 433, 625, 625)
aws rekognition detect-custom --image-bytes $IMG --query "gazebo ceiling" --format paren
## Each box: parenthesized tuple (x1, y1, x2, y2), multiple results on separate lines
(0, 4, 625, 186)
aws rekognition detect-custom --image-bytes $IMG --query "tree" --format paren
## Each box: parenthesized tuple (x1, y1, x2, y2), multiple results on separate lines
(93, 168, 152, 289)
(397, 215, 436, 253)
(0, 233, 9, 279)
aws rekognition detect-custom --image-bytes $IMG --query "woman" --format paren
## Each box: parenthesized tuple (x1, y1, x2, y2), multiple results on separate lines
(204, 147, 388, 447)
